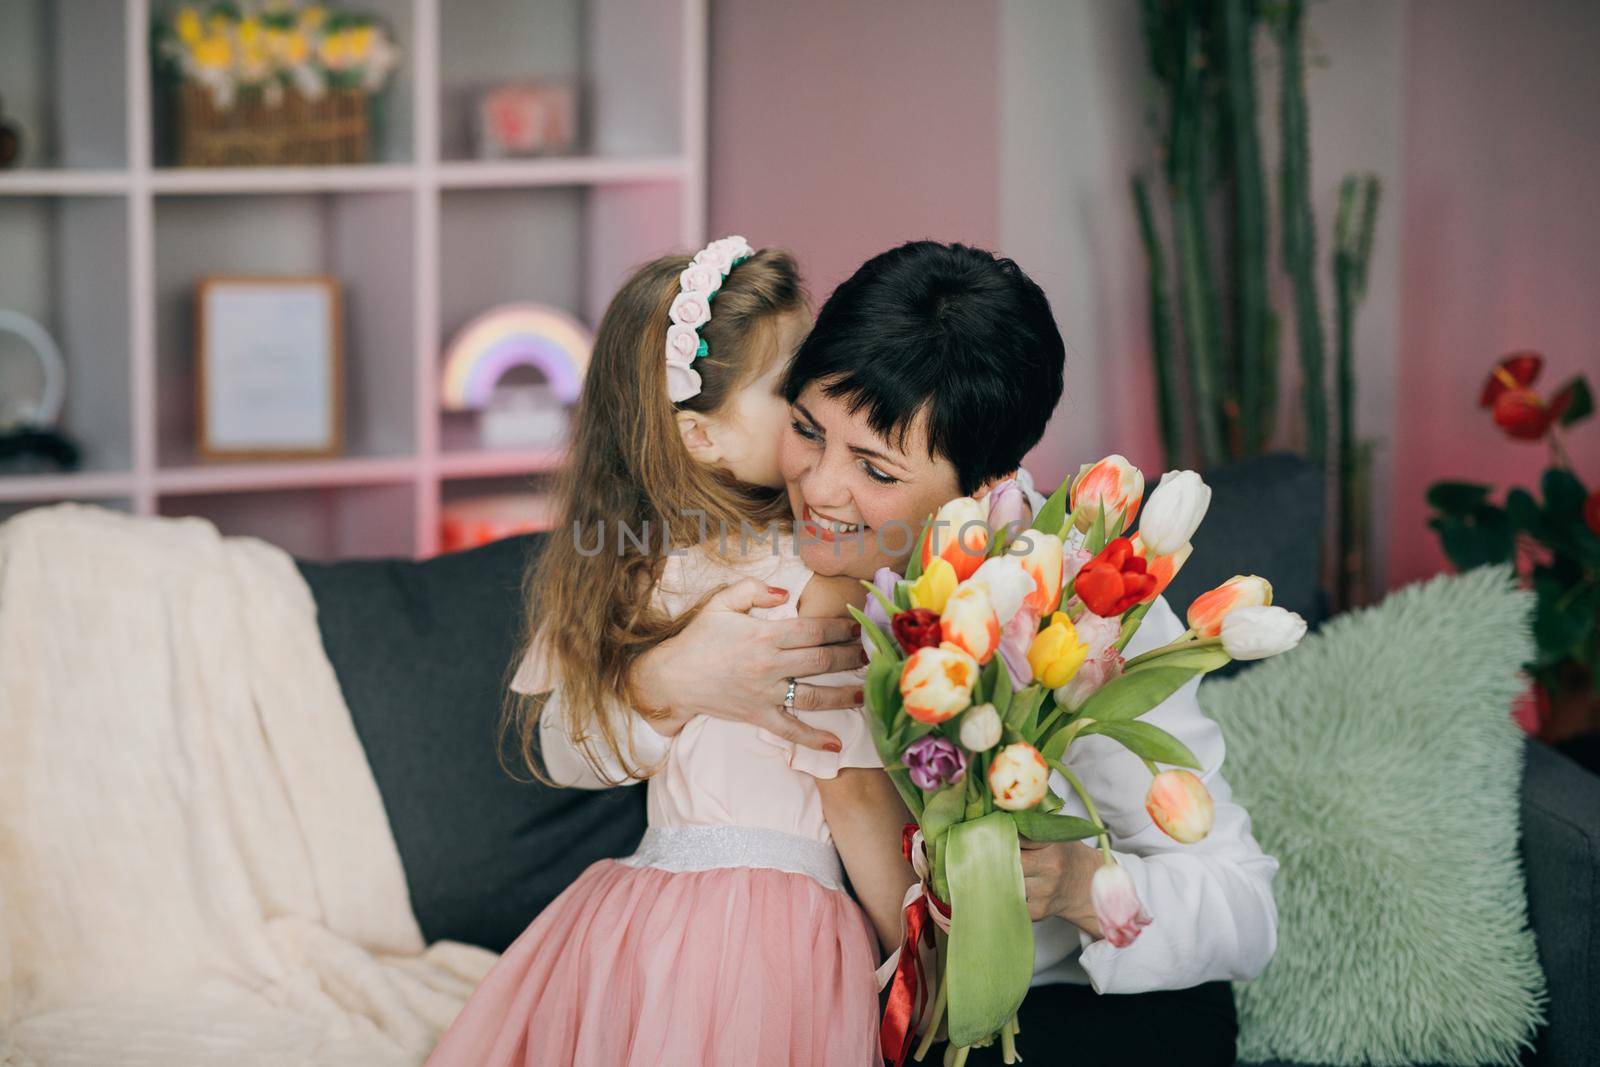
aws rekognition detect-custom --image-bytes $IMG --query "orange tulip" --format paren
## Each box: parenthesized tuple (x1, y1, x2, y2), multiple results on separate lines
(899, 645, 980, 724)
(939, 582, 1000, 665)
(920, 496, 990, 581)
(1145, 769, 1214, 843)
(1070, 455, 1145, 531)
(1013, 531, 1065, 616)
(1186, 575, 1272, 638)
(1130, 533, 1193, 600)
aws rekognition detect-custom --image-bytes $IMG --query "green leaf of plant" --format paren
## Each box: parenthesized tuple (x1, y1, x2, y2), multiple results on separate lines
(1553, 374, 1594, 427)
(943, 813, 1034, 1046)
(1115, 600, 1154, 653)
(1079, 719, 1202, 769)
(1506, 487, 1547, 540)
(1073, 665, 1202, 722)
(1029, 478, 1070, 539)
(894, 580, 914, 612)
(1010, 809, 1101, 842)
(1542, 467, 1587, 522)
(1086, 501, 1108, 555)
(847, 605, 898, 661)
(1426, 480, 1491, 515)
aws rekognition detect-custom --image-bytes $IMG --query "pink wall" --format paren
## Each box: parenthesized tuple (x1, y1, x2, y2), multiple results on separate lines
(1389, 0, 1600, 587)
(707, 0, 1000, 298)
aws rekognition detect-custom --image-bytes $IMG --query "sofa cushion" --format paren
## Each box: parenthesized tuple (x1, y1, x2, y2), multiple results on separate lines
(1164, 452, 1327, 629)
(1200, 565, 1546, 1066)
(296, 533, 646, 952)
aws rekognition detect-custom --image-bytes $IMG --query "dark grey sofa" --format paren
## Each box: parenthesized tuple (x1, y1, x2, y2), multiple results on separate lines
(295, 454, 1598, 1066)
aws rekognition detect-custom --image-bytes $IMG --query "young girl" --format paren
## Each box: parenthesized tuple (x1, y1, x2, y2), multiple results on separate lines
(424, 239, 915, 1067)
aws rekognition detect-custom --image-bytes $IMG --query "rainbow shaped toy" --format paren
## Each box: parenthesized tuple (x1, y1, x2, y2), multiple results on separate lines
(440, 303, 593, 412)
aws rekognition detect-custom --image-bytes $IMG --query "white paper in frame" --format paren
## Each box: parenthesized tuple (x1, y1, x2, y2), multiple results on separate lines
(196, 275, 344, 459)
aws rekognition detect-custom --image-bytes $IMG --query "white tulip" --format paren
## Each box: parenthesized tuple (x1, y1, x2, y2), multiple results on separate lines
(1220, 605, 1307, 660)
(968, 556, 1033, 627)
(1138, 470, 1212, 557)
(958, 703, 1003, 752)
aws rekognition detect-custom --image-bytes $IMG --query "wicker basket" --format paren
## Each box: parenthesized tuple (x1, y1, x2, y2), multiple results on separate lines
(174, 83, 372, 167)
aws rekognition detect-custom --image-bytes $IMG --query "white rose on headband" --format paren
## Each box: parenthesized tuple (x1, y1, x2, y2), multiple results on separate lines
(665, 362, 703, 404)
(665, 323, 702, 364)
(669, 291, 712, 329)
(693, 244, 736, 274)
(679, 262, 723, 297)
(717, 235, 754, 260)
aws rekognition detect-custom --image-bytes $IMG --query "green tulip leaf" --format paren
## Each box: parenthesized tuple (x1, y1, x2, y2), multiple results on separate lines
(1011, 809, 1101, 842)
(990, 659, 1014, 719)
(1079, 718, 1202, 769)
(1029, 478, 1070, 539)
(848, 605, 899, 661)
(904, 518, 932, 582)
(944, 813, 1035, 1047)
(1073, 665, 1202, 722)
(1124, 643, 1231, 675)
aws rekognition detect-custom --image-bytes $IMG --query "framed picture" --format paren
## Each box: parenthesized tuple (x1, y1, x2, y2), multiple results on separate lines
(195, 275, 343, 459)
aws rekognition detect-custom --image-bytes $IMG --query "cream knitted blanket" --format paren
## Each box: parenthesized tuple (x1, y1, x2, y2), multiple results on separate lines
(0, 504, 497, 1065)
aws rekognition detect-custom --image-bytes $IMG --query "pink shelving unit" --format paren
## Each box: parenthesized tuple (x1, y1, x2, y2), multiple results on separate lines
(0, 0, 707, 559)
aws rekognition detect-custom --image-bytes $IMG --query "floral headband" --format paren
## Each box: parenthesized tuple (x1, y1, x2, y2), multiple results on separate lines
(664, 235, 755, 403)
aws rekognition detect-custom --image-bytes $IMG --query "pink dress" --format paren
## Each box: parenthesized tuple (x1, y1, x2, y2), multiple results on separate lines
(424, 544, 884, 1067)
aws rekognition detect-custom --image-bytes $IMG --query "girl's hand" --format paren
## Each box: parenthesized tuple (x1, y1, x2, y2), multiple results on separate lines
(631, 579, 868, 752)
(1019, 837, 1103, 937)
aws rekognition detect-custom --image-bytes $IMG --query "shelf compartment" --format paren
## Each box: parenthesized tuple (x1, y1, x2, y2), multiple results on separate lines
(0, 170, 132, 196)
(0, 195, 133, 474)
(158, 481, 416, 560)
(437, 0, 686, 163)
(148, 164, 418, 195)
(153, 190, 417, 468)
(148, 0, 415, 167)
(0, 0, 128, 169)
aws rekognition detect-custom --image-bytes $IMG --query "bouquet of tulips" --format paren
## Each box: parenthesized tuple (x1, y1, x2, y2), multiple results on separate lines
(852, 456, 1307, 1066)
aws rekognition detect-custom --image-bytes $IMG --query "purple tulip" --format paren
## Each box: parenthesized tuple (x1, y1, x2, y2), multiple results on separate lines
(904, 735, 968, 791)
(863, 566, 901, 655)
(985, 479, 1032, 540)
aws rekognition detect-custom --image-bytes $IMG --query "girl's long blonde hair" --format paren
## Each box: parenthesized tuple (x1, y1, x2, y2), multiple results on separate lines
(502, 249, 806, 784)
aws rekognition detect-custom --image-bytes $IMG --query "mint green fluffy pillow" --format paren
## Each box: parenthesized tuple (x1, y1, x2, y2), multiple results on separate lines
(1201, 566, 1547, 1066)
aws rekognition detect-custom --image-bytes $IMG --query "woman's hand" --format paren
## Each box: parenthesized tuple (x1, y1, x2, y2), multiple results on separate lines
(1019, 837, 1103, 938)
(631, 579, 869, 752)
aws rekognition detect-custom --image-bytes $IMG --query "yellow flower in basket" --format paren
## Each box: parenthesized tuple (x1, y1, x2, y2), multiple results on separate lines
(193, 33, 232, 71)
(175, 7, 203, 45)
(349, 25, 375, 61)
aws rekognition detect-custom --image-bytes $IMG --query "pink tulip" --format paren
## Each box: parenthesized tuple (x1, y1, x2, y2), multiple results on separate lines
(997, 606, 1039, 690)
(1054, 646, 1123, 712)
(985, 478, 1032, 537)
(1091, 863, 1152, 948)
(1145, 769, 1215, 843)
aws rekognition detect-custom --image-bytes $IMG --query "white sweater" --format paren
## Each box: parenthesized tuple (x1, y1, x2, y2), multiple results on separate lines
(529, 594, 1279, 996)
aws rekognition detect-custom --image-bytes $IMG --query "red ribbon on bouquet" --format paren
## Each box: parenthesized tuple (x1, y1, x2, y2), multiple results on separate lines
(880, 823, 950, 1067)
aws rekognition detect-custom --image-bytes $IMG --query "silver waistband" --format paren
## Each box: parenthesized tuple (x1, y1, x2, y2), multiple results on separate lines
(618, 825, 845, 891)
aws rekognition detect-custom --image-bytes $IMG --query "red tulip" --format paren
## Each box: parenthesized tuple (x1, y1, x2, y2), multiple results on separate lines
(1585, 489, 1600, 538)
(892, 608, 943, 653)
(1074, 537, 1159, 618)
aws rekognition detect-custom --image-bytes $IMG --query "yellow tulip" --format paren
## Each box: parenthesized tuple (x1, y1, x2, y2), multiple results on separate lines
(909, 557, 957, 615)
(1027, 611, 1088, 689)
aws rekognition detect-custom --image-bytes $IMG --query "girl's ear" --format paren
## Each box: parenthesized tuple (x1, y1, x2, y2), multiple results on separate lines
(675, 410, 724, 466)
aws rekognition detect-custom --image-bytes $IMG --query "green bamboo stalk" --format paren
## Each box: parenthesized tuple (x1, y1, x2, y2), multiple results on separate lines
(1132, 174, 1183, 468)
(1171, 3, 1226, 467)
(1221, 0, 1269, 455)
(1333, 172, 1380, 609)
(1275, 0, 1328, 463)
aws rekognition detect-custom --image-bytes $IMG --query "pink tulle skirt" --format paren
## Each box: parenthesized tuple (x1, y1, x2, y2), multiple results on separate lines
(424, 859, 883, 1067)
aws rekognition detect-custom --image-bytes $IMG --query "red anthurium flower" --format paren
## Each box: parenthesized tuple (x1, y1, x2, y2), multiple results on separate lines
(1492, 389, 1557, 440)
(892, 608, 943, 653)
(1074, 537, 1159, 617)
(1479, 351, 1543, 408)
(1585, 489, 1600, 538)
